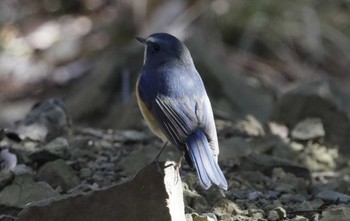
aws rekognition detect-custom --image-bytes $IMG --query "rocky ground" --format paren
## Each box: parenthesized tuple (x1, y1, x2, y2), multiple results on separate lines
(0, 80, 349, 221)
(1, 1, 350, 220)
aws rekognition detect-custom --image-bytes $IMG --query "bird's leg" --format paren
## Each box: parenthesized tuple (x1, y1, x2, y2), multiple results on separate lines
(175, 154, 184, 171)
(174, 154, 184, 185)
(153, 141, 169, 162)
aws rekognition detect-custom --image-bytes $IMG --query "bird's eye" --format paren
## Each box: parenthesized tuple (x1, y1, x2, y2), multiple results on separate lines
(153, 44, 160, 51)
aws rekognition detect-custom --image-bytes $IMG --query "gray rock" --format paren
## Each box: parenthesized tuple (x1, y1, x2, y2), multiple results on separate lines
(36, 159, 80, 192)
(320, 204, 350, 221)
(79, 168, 93, 178)
(272, 168, 310, 194)
(279, 193, 306, 203)
(0, 149, 17, 170)
(0, 170, 14, 190)
(212, 199, 243, 217)
(268, 122, 289, 139)
(18, 161, 186, 221)
(29, 137, 70, 164)
(273, 207, 287, 219)
(219, 137, 252, 166)
(183, 184, 209, 212)
(267, 210, 280, 221)
(264, 191, 280, 200)
(248, 191, 263, 200)
(229, 189, 250, 199)
(299, 143, 338, 172)
(272, 80, 350, 155)
(316, 190, 350, 203)
(192, 195, 210, 212)
(255, 135, 297, 160)
(291, 118, 325, 140)
(290, 215, 309, 221)
(248, 208, 265, 219)
(186, 213, 194, 221)
(15, 98, 71, 142)
(0, 174, 59, 208)
(11, 164, 34, 175)
(44, 137, 70, 158)
(191, 214, 216, 221)
(239, 152, 311, 182)
(201, 213, 217, 221)
(233, 115, 265, 137)
(240, 152, 291, 172)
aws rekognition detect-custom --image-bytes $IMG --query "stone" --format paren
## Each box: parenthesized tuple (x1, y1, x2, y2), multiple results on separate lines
(248, 208, 265, 219)
(272, 168, 310, 194)
(320, 204, 350, 221)
(290, 215, 309, 221)
(219, 137, 252, 166)
(186, 213, 194, 221)
(183, 184, 209, 212)
(273, 207, 287, 219)
(291, 118, 325, 140)
(79, 168, 93, 178)
(15, 98, 71, 142)
(234, 115, 265, 137)
(0, 149, 17, 170)
(43, 137, 70, 158)
(197, 186, 226, 206)
(279, 194, 306, 204)
(36, 159, 80, 192)
(29, 137, 70, 164)
(18, 161, 186, 221)
(192, 195, 210, 212)
(0, 174, 59, 208)
(301, 143, 338, 171)
(268, 122, 289, 139)
(229, 189, 250, 199)
(11, 164, 34, 175)
(272, 80, 350, 155)
(0, 170, 14, 190)
(316, 190, 350, 203)
(264, 191, 280, 200)
(201, 213, 217, 221)
(191, 213, 216, 221)
(248, 191, 263, 200)
(239, 152, 311, 182)
(267, 210, 279, 221)
(212, 199, 242, 217)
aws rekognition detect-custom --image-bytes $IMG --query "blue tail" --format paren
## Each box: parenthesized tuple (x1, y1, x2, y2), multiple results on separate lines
(186, 131, 228, 190)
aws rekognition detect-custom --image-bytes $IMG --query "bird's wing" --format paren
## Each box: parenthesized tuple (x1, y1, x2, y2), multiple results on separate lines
(195, 96, 219, 158)
(153, 95, 219, 158)
(153, 95, 198, 146)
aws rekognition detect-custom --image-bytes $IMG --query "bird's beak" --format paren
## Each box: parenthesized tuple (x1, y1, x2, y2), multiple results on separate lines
(136, 37, 147, 45)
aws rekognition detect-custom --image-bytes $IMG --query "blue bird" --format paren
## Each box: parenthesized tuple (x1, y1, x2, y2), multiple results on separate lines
(136, 33, 228, 190)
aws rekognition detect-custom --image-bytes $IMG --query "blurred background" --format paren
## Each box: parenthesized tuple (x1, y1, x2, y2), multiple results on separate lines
(1, 0, 350, 130)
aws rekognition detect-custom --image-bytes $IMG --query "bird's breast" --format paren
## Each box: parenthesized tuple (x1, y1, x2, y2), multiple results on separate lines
(136, 76, 167, 141)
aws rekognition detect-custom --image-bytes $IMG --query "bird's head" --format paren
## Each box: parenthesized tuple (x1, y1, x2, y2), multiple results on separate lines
(136, 33, 193, 67)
